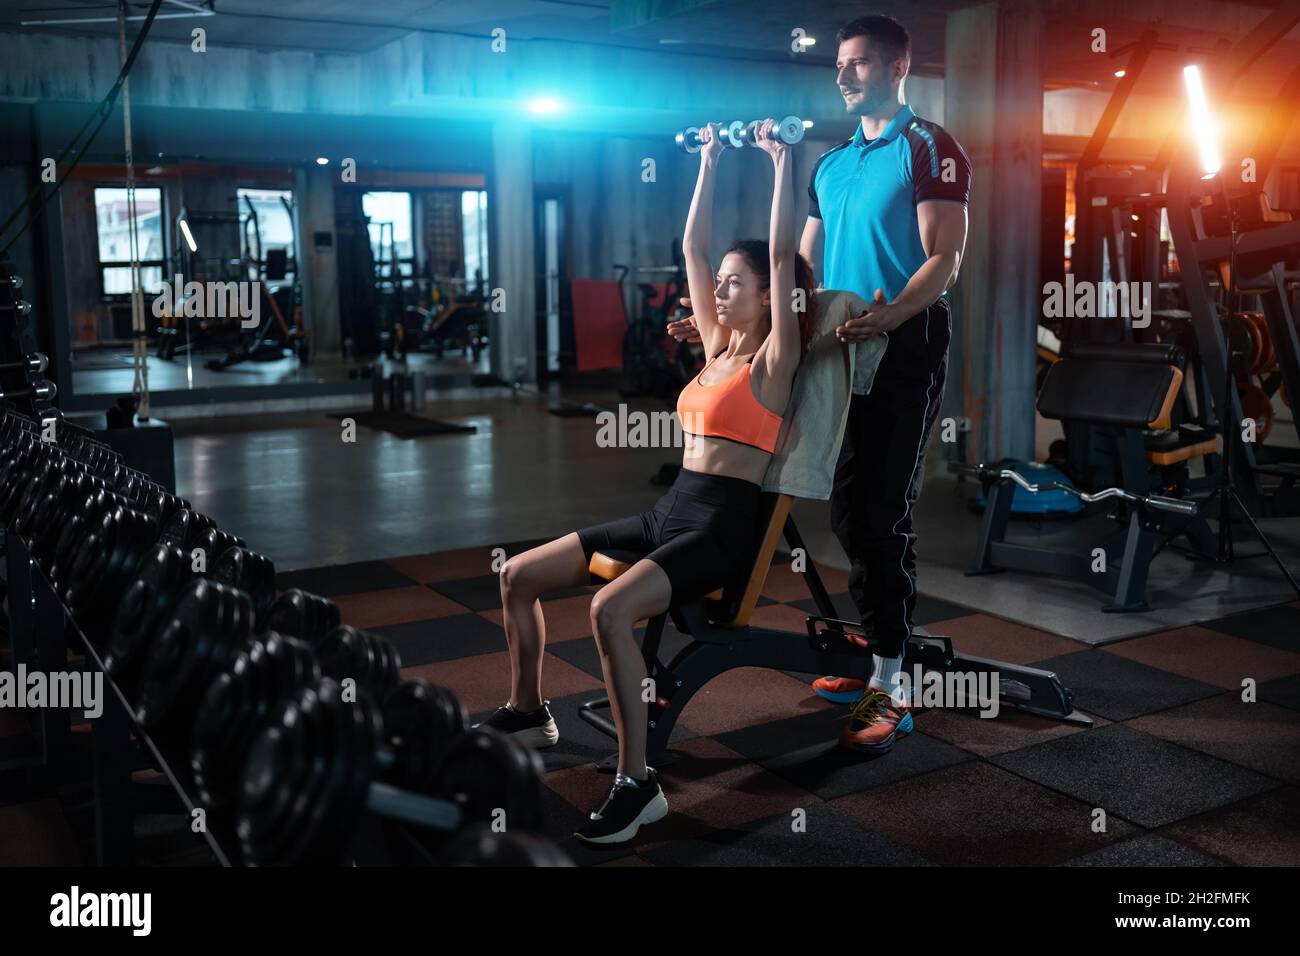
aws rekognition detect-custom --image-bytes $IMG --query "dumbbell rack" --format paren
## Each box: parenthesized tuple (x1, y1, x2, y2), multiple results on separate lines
(4, 527, 237, 865)
(3, 528, 468, 866)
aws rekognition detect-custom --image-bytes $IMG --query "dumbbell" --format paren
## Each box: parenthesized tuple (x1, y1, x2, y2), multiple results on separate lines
(0, 353, 47, 375)
(62, 504, 160, 643)
(675, 115, 805, 153)
(47, 484, 144, 600)
(209, 545, 277, 619)
(264, 589, 341, 643)
(190, 630, 320, 810)
(316, 625, 402, 696)
(0, 441, 51, 522)
(134, 578, 257, 755)
(435, 727, 546, 834)
(19, 468, 116, 576)
(159, 507, 218, 551)
(104, 543, 192, 703)
(103, 538, 263, 702)
(194, 526, 243, 565)
(235, 677, 472, 865)
(191, 629, 407, 811)
(0, 380, 56, 403)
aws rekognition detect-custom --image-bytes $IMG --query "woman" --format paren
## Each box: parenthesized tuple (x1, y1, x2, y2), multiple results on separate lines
(480, 118, 816, 844)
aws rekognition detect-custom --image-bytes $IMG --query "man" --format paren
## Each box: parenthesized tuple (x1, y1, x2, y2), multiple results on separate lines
(805, 14, 970, 754)
(670, 14, 969, 756)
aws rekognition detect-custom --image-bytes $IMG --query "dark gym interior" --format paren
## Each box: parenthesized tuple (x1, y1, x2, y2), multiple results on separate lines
(0, 0, 1297, 914)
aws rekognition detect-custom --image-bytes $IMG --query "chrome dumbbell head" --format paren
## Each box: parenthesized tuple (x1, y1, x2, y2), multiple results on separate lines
(741, 115, 806, 146)
(777, 114, 806, 145)
(676, 122, 744, 154)
(675, 126, 704, 154)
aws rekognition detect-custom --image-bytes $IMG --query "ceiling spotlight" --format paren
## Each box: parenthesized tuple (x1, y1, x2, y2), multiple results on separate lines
(1114, 69, 1126, 78)
(315, 157, 329, 166)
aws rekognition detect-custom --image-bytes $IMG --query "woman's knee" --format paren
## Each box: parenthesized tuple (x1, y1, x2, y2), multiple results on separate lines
(589, 590, 632, 644)
(499, 554, 540, 602)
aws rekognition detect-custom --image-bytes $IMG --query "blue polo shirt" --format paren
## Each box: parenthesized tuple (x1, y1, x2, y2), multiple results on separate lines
(808, 105, 971, 391)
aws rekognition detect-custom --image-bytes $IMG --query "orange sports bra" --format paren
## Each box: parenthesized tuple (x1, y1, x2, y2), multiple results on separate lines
(676, 349, 784, 454)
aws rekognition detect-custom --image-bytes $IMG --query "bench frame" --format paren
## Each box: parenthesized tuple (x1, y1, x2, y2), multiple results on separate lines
(579, 505, 1090, 772)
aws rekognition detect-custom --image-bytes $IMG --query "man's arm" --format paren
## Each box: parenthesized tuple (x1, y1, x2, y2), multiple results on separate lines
(892, 200, 967, 313)
(836, 201, 966, 342)
(799, 216, 823, 277)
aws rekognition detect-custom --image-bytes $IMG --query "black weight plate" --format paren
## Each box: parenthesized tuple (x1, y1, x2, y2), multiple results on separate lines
(135, 579, 255, 743)
(308, 680, 381, 865)
(191, 631, 320, 811)
(264, 589, 340, 643)
(236, 682, 336, 865)
(435, 728, 545, 833)
(381, 680, 467, 792)
(210, 546, 276, 613)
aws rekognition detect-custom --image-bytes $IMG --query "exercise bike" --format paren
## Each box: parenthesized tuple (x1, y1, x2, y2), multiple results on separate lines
(615, 257, 700, 400)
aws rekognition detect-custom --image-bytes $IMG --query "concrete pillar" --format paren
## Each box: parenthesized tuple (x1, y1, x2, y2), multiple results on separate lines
(489, 121, 536, 384)
(294, 166, 341, 358)
(944, 1, 1043, 464)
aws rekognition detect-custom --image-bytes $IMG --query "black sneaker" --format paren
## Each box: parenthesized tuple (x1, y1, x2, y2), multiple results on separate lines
(574, 770, 668, 845)
(474, 702, 560, 749)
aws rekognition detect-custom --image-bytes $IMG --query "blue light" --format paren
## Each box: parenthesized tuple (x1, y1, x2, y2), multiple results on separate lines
(529, 97, 563, 116)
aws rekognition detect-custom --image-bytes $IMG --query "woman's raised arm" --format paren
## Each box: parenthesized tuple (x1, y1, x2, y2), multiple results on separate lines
(753, 119, 801, 380)
(681, 123, 728, 359)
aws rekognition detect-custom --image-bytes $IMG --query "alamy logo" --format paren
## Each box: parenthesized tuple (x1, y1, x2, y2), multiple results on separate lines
(50, 886, 151, 936)
(151, 274, 261, 329)
(595, 406, 704, 457)
(0, 665, 102, 719)
(1042, 275, 1151, 328)
(893, 666, 1000, 718)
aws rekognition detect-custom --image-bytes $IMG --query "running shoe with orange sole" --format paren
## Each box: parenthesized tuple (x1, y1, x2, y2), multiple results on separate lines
(838, 690, 913, 754)
(812, 676, 867, 703)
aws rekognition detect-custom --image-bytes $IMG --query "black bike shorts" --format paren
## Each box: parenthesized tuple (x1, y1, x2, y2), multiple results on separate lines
(576, 468, 762, 603)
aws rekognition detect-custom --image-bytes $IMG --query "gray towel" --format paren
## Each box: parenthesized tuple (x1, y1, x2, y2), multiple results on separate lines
(761, 289, 886, 500)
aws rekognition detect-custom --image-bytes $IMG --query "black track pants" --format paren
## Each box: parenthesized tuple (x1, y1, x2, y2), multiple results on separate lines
(830, 299, 950, 658)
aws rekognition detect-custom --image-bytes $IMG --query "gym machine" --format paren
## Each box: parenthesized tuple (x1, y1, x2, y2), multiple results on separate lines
(615, 249, 700, 401)
(205, 192, 308, 370)
(962, 16, 1300, 609)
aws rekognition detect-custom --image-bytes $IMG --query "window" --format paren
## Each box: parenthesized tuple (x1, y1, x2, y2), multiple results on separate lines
(462, 190, 489, 291)
(362, 191, 414, 277)
(237, 187, 295, 277)
(93, 186, 165, 295)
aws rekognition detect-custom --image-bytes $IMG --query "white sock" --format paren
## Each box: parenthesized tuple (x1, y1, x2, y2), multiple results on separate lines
(867, 653, 905, 704)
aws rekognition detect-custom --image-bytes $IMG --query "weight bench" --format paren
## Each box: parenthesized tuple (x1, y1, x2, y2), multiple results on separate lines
(578, 494, 1090, 771)
(959, 341, 1215, 612)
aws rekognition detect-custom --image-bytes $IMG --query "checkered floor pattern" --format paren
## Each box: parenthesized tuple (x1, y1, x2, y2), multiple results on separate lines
(3, 539, 1299, 866)
(293, 541, 1300, 867)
